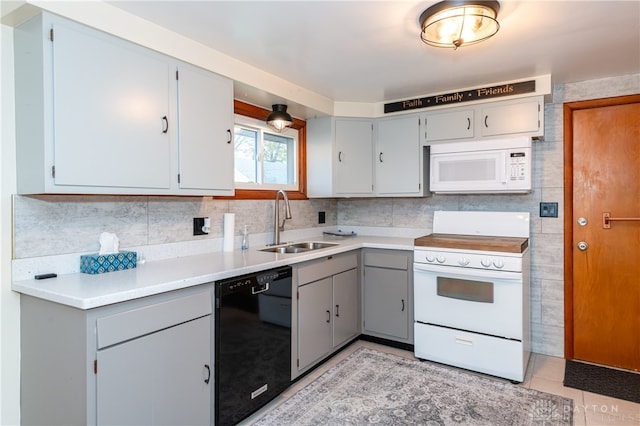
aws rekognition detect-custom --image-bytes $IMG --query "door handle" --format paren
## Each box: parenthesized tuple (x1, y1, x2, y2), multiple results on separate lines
(226, 129, 232, 144)
(335, 304, 340, 317)
(203, 364, 211, 384)
(577, 241, 588, 251)
(326, 310, 331, 323)
(401, 299, 405, 312)
(602, 212, 640, 229)
(379, 152, 384, 162)
(161, 116, 169, 134)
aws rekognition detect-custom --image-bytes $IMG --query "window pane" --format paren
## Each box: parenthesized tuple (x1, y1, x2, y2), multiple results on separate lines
(234, 127, 258, 183)
(264, 132, 295, 185)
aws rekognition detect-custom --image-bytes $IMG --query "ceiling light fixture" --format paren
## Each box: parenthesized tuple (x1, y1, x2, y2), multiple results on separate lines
(419, 1, 500, 49)
(266, 104, 293, 133)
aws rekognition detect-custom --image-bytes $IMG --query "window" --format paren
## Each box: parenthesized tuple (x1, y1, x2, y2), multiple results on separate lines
(234, 115, 297, 190)
(230, 100, 307, 200)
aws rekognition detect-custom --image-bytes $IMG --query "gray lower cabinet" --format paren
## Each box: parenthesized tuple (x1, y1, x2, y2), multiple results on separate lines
(295, 252, 360, 376)
(362, 249, 414, 344)
(20, 285, 213, 425)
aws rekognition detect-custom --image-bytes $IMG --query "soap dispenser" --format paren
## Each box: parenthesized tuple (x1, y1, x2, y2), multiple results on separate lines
(241, 225, 249, 250)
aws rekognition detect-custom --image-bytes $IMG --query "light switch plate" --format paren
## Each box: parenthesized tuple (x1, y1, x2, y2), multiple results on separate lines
(540, 202, 558, 218)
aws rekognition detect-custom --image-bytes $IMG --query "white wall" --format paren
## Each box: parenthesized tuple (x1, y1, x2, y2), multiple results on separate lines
(1, 23, 20, 426)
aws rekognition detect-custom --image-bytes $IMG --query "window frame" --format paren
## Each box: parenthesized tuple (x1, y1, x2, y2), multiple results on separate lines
(218, 100, 307, 200)
(233, 115, 298, 191)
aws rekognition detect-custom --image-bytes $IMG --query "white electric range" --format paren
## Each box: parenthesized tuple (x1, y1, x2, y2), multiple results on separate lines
(413, 211, 531, 382)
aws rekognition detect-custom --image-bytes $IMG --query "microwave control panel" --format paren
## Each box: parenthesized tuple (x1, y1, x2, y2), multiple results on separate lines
(509, 152, 528, 180)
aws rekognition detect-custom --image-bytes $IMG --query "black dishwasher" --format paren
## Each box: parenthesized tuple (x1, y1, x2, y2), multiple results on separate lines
(215, 266, 292, 426)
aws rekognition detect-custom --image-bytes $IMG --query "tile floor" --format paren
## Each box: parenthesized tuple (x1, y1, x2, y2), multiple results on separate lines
(243, 340, 640, 425)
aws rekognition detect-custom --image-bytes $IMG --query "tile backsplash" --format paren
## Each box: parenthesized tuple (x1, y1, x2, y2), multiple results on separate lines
(11, 73, 640, 358)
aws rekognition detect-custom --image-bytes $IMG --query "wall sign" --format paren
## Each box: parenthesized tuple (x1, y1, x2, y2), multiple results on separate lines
(384, 80, 536, 114)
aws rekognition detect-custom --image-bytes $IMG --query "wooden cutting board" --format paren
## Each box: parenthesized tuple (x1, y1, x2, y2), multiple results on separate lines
(414, 233, 528, 253)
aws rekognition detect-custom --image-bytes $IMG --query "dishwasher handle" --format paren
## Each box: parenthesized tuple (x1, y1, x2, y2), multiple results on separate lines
(251, 283, 270, 295)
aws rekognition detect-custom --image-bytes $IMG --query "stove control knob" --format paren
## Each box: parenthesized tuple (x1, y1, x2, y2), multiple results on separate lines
(436, 256, 446, 264)
(425, 254, 435, 263)
(481, 258, 492, 268)
(493, 259, 505, 269)
(458, 258, 470, 266)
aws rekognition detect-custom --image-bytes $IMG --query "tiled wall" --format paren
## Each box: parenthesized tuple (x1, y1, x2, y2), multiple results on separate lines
(12, 73, 639, 357)
(12, 195, 338, 258)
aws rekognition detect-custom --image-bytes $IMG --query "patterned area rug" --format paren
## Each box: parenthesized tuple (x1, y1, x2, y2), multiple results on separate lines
(253, 347, 573, 425)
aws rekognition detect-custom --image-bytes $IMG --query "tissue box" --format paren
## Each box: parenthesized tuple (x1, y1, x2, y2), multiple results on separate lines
(80, 251, 137, 274)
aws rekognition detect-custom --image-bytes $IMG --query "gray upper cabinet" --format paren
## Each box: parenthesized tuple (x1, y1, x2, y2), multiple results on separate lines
(479, 98, 542, 137)
(176, 64, 234, 193)
(423, 96, 544, 144)
(307, 117, 374, 197)
(425, 109, 475, 142)
(50, 20, 172, 191)
(14, 12, 234, 196)
(375, 115, 429, 197)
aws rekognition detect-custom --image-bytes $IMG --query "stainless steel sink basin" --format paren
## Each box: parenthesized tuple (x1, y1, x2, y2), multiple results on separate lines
(289, 242, 337, 250)
(260, 241, 337, 254)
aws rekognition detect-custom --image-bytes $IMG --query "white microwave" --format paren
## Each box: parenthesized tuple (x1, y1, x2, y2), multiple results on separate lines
(429, 137, 532, 194)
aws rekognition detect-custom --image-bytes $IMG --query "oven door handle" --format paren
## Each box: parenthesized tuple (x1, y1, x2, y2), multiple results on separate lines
(413, 263, 522, 281)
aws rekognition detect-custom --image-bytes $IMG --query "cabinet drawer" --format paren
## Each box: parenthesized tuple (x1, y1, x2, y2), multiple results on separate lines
(97, 290, 212, 349)
(363, 251, 408, 270)
(298, 252, 358, 286)
(414, 323, 526, 381)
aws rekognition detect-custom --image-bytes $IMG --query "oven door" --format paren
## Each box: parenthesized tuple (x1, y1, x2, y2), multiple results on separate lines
(414, 263, 522, 340)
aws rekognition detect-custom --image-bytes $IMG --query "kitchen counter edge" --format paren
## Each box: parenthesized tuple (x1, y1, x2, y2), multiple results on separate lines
(12, 236, 415, 310)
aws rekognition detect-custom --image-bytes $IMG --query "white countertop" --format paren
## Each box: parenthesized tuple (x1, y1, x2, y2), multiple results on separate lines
(12, 235, 415, 310)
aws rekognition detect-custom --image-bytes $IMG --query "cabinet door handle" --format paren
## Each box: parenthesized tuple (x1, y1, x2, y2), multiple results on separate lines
(326, 310, 331, 323)
(335, 304, 340, 317)
(401, 299, 405, 312)
(203, 364, 211, 384)
(484, 115, 489, 128)
(467, 117, 471, 130)
(162, 116, 169, 134)
(338, 151, 343, 162)
(379, 152, 384, 163)
(227, 129, 232, 144)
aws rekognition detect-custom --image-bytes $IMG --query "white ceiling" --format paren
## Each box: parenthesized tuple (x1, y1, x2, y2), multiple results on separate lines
(101, 1, 640, 114)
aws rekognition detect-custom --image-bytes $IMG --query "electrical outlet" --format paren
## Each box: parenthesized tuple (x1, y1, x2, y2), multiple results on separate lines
(540, 202, 558, 218)
(193, 217, 207, 235)
(318, 211, 326, 224)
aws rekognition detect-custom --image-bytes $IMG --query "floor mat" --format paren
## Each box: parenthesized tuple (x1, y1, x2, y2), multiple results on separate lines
(564, 360, 640, 403)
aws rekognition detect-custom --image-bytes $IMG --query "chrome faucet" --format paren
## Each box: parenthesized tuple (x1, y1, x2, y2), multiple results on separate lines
(272, 189, 292, 246)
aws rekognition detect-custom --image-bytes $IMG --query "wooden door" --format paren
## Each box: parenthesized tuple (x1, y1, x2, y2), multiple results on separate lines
(564, 94, 640, 371)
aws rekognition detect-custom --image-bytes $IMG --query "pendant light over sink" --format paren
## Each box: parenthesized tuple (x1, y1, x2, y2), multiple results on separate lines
(419, 1, 500, 49)
(266, 104, 293, 132)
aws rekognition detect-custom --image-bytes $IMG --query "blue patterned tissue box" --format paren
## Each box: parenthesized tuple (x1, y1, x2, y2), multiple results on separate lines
(80, 251, 137, 274)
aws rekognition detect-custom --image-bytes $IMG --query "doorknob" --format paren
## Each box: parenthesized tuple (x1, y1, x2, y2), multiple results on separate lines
(577, 241, 589, 251)
(577, 217, 588, 226)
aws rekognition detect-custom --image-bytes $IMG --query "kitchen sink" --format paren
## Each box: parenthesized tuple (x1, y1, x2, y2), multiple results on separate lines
(260, 241, 338, 253)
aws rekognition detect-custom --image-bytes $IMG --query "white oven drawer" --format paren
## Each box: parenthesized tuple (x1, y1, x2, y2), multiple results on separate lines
(414, 323, 528, 382)
(414, 265, 523, 339)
